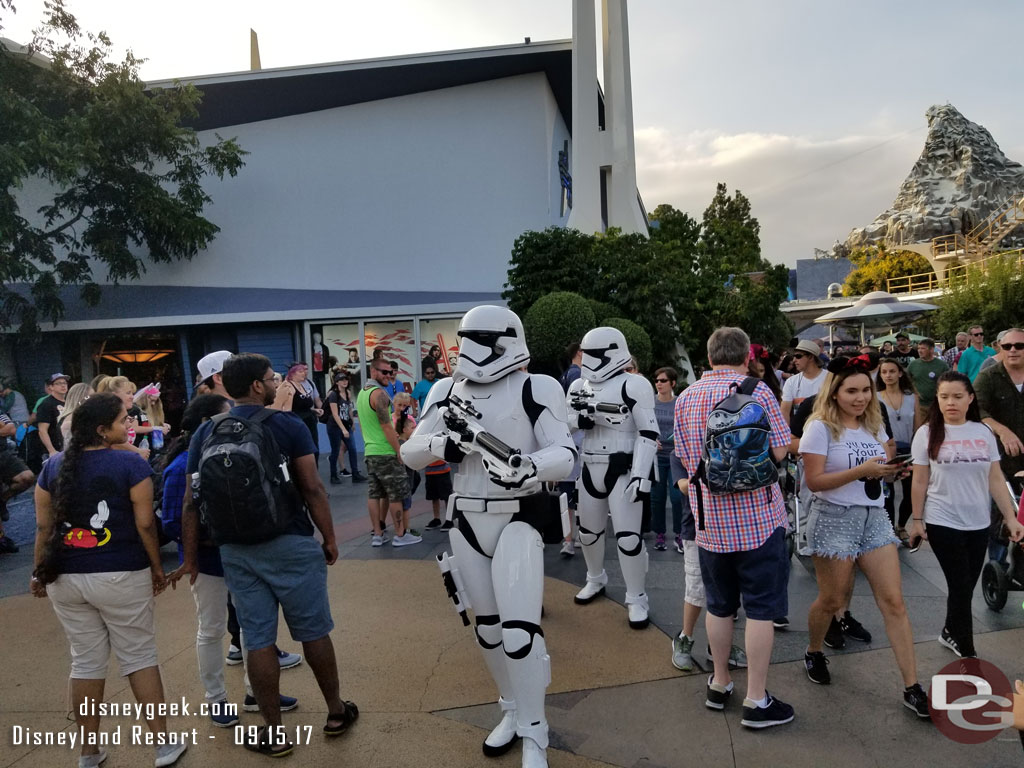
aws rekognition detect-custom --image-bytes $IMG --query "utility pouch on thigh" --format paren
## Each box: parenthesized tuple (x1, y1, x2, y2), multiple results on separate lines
(437, 552, 471, 626)
(558, 493, 570, 539)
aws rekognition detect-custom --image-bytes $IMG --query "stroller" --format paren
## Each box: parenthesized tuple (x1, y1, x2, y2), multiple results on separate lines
(980, 474, 1024, 611)
(780, 456, 804, 560)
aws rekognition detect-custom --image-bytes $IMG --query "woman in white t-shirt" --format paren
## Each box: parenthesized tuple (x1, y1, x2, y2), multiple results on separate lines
(907, 371, 1024, 658)
(875, 358, 922, 544)
(799, 356, 929, 717)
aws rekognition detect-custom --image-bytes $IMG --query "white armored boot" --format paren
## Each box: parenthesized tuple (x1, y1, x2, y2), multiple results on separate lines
(483, 697, 519, 756)
(624, 592, 650, 629)
(573, 569, 608, 604)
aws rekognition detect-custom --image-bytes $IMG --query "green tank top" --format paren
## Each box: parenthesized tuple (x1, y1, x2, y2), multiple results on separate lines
(356, 383, 394, 456)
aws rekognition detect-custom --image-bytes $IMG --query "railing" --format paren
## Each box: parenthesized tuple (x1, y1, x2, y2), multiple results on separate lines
(968, 194, 1024, 248)
(887, 248, 1024, 294)
(930, 232, 972, 260)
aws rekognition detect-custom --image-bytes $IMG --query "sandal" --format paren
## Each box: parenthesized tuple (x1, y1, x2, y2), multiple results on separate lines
(324, 700, 359, 737)
(243, 726, 294, 758)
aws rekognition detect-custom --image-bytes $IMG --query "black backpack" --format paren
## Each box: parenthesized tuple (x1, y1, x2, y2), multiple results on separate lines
(196, 409, 303, 545)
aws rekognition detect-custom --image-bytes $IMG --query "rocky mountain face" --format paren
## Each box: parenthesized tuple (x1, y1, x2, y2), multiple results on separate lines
(842, 104, 1024, 251)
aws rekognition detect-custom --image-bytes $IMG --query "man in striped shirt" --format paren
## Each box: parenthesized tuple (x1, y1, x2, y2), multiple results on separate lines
(673, 327, 794, 730)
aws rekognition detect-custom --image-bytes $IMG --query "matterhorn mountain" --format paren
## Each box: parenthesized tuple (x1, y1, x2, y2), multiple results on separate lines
(842, 104, 1024, 251)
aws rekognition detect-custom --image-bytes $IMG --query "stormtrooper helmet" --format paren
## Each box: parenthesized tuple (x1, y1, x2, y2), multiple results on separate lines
(456, 305, 530, 383)
(580, 327, 632, 382)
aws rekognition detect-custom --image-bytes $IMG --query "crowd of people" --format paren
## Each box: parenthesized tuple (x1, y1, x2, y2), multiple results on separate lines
(3, 321, 1024, 764)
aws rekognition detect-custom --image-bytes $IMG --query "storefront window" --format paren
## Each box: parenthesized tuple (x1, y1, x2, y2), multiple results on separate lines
(418, 317, 462, 377)
(364, 320, 416, 388)
(321, 322, 361, 393)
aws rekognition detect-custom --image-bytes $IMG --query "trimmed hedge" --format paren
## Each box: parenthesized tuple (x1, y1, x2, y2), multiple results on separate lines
(524, 292, 596, 374)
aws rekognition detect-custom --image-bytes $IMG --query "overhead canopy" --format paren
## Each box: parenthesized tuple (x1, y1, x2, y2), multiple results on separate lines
(814, 291, 938, 329)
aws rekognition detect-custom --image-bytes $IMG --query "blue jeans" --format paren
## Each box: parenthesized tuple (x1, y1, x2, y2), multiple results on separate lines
(651, 454, 683, 536)
(327, 422, 358, 476)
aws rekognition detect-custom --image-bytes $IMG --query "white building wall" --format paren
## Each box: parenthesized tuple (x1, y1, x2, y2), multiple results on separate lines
(130, 73, 570, 294)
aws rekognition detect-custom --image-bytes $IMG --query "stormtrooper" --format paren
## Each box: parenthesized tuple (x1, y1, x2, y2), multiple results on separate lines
(567, 327, 658, 628)
(400, 305, 576, 768)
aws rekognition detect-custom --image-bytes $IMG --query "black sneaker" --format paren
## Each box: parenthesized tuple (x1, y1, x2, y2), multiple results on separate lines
(440, 520, 454, 530)
(804, 651, 830, 685)
(741, 692, 795, 729)
(705, 675, 734, 710)
(903, 683, 930, 719)
(0, 535, 19, 554)
(840, 611, 871, 643)
(330, 475, 342, 485)
(425, 519, 443, 529)
(937, 627, 962, 657)
(352, 474, 367, 483)
(772, 616, 789, 630)
(824, 617, 846, 649)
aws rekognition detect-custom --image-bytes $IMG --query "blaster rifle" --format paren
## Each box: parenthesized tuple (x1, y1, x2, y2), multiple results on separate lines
(444, 394, 527, 479)
(569, 390, 629, 415)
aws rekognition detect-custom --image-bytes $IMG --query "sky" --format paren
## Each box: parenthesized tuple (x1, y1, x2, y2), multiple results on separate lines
(4, 0, 1024, 267)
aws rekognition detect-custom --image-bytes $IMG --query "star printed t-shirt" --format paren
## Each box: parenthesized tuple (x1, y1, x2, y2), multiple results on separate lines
(911, 422, 1001, 530)
(38, 448, 154, 574)
(799, 419, 888, 507)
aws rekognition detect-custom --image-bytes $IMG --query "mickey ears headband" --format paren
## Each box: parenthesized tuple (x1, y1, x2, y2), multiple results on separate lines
(826, 354, 878, 374)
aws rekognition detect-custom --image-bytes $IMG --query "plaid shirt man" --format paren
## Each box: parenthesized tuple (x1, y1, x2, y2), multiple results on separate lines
(674, 370, 790, 553)
(942, 344, 962, 370)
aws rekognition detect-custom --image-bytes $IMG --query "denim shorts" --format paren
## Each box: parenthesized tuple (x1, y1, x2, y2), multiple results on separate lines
(220, 534, 333, 650)
(806, 497, 899, 560)
(698, 527, 788, 621)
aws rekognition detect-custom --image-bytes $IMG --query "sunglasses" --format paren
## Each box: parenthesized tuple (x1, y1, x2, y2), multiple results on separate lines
(972, 332, 984, 336)
(1000, 342, 1024, 351)
(655, 378, 670, 384)
(793, 352, 808, 359)
(373, 366, 390, 374)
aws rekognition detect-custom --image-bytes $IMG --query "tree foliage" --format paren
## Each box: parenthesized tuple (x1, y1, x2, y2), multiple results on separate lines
(503, 185, 793, 371)
(522, 291, 595, 374)
(604, 317, 652, 371)
(0, 0, 247, 334)
(932, 255, 1024, 343)
(842, 245, 933, 297)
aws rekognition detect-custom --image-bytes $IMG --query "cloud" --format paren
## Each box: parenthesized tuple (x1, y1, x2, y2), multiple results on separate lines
(634, 126, 926, 266)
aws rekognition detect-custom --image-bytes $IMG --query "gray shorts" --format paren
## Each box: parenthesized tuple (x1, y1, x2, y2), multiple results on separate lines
(807, 497, 899, 560)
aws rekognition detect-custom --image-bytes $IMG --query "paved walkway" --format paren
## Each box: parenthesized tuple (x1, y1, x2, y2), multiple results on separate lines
(2, 466, 1024, 767)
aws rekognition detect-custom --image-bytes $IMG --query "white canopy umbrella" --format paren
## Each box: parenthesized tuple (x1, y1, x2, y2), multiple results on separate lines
(814, 291, 939, 343)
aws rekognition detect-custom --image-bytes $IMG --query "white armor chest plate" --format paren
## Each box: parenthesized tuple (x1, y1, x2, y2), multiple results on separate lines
(451, 372, 538, 500)
(581, 376, 637, 455)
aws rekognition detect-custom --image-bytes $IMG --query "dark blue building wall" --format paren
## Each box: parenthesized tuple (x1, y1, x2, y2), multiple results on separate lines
(237, 325, 295, 374)
(795, 258, 854, 300)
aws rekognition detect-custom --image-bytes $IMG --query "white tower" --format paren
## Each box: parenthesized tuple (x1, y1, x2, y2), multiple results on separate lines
(567, 0, 648, 237)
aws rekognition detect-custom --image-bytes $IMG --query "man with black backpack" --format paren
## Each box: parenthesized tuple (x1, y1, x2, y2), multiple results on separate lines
(672, 327, 794, 731)
(172, 353, 356, 757)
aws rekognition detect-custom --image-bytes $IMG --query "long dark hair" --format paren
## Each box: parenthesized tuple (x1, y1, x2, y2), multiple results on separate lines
(927, 371, 982, 460)
(875, 357, 917, 395)
(34, 393, 123, 584)
(159, 394, 230, 471)
(748, 360, 782, 402)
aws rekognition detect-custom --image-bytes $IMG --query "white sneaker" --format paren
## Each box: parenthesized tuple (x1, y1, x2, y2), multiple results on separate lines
(154, 741, 188, 768)
(78, 750, 107, 768)
(574, 571, 608, 604)
(559, 540, 575, 557)
(392, 532, 423, 547)
(371, 534, 384, 547)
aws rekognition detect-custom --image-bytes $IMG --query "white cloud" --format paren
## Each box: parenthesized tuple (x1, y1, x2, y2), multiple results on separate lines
(634, 126, 927, 266)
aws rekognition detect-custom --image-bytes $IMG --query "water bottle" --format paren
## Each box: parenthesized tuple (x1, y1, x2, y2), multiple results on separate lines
(150, 428, 164, 451)
(139, 437, 149, 452)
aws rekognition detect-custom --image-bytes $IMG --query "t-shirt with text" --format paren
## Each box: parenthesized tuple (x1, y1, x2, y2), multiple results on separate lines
(911, 421, 1000, 530)
(799, 419, 888, 508)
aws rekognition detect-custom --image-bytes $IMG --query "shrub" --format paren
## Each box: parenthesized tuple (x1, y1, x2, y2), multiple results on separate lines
(523, 292, 596, 375)
(604, 317, 653, 372)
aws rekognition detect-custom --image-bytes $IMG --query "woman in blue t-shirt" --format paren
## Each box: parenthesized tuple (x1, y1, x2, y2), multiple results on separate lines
(30, 393, 188, 768)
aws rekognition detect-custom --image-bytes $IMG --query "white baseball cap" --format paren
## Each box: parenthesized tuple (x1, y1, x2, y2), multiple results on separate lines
(196, 350, 233, 382)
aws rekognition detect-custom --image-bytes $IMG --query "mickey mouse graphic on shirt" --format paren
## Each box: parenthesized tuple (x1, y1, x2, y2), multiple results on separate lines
(63, 499, 111, 549)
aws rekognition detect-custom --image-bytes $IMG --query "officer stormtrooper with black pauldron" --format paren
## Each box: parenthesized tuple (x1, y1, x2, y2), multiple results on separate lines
(567, 327, 658, 628)
(400, 305, 576, 768)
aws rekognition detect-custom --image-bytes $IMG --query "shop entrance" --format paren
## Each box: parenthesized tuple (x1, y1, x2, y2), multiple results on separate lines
(90, 332, 187, 428)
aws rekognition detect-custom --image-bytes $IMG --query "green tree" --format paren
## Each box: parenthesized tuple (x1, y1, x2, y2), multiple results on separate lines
(933, 255, 1024, 343)
(842, 245, 933, 296)
(604, 317, 652, 371)
(699, 183, 762, 275)
(502, 227, 598, 317)
(1, 0, 246, 334)
(523, 291, 595, 375)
